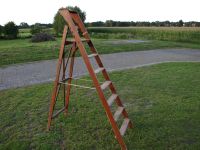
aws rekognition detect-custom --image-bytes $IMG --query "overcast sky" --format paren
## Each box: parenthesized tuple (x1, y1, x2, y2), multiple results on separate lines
(0, 0, 200, 25)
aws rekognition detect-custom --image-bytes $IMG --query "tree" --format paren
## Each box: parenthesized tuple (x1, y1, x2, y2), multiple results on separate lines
(53, 6, 86, 35)
(0, 25, 3, 36)
(19, 22, 29, 29)
(4, 21, 18, 39)
(105, 20, 114, 27)
(178, 20, 184, 27)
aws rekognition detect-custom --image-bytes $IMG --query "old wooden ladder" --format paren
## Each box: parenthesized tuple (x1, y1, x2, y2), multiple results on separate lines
(47, 8, 133, 150)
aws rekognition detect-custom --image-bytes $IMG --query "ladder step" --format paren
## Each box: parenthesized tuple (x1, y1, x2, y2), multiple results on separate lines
(120, 118, 130, 136)
(65, 39, 90, 45)
(94, 67, 104, 74)
(82, 31, 88, 36)
(114, 107, 124, 121)
(107, 94, 118, 106)
(88, 53, 98, 58)
(101, 81, 111, 90)
(75, 26, 79, 31)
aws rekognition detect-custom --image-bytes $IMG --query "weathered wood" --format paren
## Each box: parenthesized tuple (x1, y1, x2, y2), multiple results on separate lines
(120, 118, 130, 136)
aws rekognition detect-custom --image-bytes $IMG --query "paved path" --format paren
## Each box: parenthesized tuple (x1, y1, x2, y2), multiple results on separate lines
(1, 49, 200, 90)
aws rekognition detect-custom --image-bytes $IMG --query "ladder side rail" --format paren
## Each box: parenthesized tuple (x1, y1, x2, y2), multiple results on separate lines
(59, 9, 127, 149)
(65, 43, 77, 113)
(70, 13, 88, 38)
(47, 25, 68, 130)
(70, 14, 132, 127)
(70, 14, 127, 105)
(70, 14, 123, 100)
(70, 13, 118, 86)
(62, 47, 66, 106)
(70, 13, 99, 54)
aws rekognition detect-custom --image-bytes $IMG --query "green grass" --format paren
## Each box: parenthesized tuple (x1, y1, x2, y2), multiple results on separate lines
(0, 62, 200, 149)
(88, 27, 200, 43)
(1, 27, 200, 67)
(18, 28, 55, 38)
(18, 28, 32, 38)
(1, 38, 200, 67)
(18, 27, 200, 43)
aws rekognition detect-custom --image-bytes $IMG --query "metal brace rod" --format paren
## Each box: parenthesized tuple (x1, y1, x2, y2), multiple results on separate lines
(59, 77, 104, 90)
(52, 107, 66, 119)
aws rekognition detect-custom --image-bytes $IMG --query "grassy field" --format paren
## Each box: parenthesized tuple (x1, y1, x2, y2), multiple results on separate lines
(18, 28, 32, 38)
(0, 27, 200, 67)
(88, 27, 200, 43)
(19, 27, 200, 43)
(18, 28, 55, 38)
(0, 62, 200, 149)
(1, 37, 200, 67)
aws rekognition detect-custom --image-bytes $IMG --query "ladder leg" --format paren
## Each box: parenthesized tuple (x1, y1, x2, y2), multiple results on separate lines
(58, 9, 132, 149)
(47, 61, 63, 130)
(62, 52, 66, 106)
(72, 14, 133, 128)
(72, 13, 133, 128)
(60, 10, 129, 149)
(65, 44, 77, 114)
(47, 26, 68, 130)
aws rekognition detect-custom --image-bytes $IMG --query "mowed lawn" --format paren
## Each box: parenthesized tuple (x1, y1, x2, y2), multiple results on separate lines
(0, 62, 200, 149)
(1, 38, 200, 67)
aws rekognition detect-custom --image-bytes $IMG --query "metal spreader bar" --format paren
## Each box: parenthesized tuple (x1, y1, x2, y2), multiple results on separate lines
(47, 8, 133, 150)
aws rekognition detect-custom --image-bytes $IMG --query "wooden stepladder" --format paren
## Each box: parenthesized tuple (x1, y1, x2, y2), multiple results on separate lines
(47, 8, 133, 150)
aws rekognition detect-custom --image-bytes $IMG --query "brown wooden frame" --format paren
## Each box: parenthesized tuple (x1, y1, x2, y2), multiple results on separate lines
(47, 8, 133, 150)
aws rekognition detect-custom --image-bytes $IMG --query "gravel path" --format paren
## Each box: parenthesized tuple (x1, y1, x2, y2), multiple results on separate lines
(0, 49, 200, 90)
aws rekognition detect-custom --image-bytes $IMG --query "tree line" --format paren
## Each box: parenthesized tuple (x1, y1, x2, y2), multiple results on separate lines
(0, 22, 54, 39)
(85, 20, 200, 27)
(1, 6, 200, 40)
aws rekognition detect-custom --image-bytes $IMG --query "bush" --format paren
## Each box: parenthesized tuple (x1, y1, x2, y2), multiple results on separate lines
(30, 24, 42, 35)
(4, 21, 18, 39)
(31, 33, 55, 43)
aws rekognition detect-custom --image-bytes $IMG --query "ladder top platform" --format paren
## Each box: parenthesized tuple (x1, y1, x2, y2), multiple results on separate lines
(59, 8, 78, 14)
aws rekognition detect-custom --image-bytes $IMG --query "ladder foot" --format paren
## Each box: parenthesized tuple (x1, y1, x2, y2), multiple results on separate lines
(64, 110, 68, 116)
(46, 125, 51, 132)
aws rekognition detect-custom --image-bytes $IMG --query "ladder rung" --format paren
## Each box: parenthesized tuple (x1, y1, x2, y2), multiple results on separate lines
(82, 39, 90, 42)
(101, 81, 111, 90)
(82, 32, 88, 36)
(107, 94, 118, 106)
(88, 53, 98, 58)
(114, 107, 124, 121)
(120, 118, 130, 136)
(75, 26, 79, 30)
(65, 39, 90, 45)
(94, 67, 104, 74)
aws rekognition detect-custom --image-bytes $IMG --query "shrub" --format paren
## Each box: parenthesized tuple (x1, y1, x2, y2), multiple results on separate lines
(31, 33, 55, 43)
(30, 24, 43, 35)
(4, 21, 18, 39)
